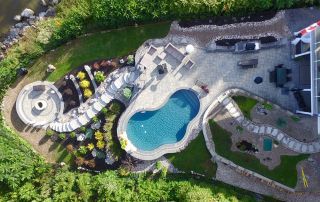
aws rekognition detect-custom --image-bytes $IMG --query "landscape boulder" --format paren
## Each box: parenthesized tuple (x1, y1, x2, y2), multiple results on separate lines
(47, 64, 56, 72)
(13, 15, 22, 22)
(21, 8, 35, 18)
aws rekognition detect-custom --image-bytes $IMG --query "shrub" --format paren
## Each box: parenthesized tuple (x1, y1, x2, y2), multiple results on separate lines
(94, 131, 103, 141)
(96, 140, 105, 149)
(94, 71, 105, 83)
(93, 62, 100, 70)
(87, 143, 94, 151)
(75, 157, 85, 166)
(120, 138, 127, 150)
(103, 122, 113, 132)
(262, 102, 273, 110)
(110, 102, 121, 113)
(118, 166, 130, 176)
(155, 161, 162, 170)
(79, 146, 88, 155)
(92, 116, 99, 123)
(291, 115, 300, 122)
(160, 167, 168, 178)
(276, 118, 287, 128)
(59, 133, 66, 140)
(80, 126, 86, 133)
(84, 88, 93, 98)
(77, 71, 86, 80)
(70, 131, 76, 138)
(66, 144, 74, 153)
(236, 125, 243, 133)
(123, 87, 132, 100)
(84, 159, 96, 168)
(79, 80, 90, 88)
(46, 129, 55, 136)
(101, 107, 108, 115)
(104, 131, 113, 141)
(127, 55, 134, 65)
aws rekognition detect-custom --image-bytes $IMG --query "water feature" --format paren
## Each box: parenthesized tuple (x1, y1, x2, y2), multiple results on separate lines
(126, 89, 200, 151)
(0, 0, 42, 39)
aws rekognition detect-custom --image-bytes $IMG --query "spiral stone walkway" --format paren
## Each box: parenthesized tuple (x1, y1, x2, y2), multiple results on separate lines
(221, 96, 320, 154)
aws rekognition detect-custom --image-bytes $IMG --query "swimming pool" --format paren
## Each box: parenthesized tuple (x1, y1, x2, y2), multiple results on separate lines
(126, 89, 200, 151)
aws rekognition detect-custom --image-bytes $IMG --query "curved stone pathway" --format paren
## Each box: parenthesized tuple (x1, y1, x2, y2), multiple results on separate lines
(70, 74, 84, 104)
(84, 65, 98, 97)
(221, 96, 320, 154)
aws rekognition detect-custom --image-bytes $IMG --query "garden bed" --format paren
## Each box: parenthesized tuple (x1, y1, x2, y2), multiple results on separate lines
(54, 55, 134, 113)
(47, 100, 126, 171)
(179, 11, 276, 28)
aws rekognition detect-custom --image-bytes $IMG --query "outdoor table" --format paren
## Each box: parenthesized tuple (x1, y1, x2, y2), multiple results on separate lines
(275, 67, 287, 87)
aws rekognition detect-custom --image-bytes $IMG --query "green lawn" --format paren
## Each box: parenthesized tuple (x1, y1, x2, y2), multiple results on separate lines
(166, 133, 217, 178)
(27, 22, 171, 82)
(232, 95, 258, 120)
(209, 119, 309, 188)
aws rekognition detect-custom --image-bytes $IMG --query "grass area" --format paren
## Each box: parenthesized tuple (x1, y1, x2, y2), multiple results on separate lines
(52, 142, 74, 165)
(232, 95, 258, 120)
(27, 22, 171, 82)
(209, 119, 309, 188)
(166, 133, 217, 178)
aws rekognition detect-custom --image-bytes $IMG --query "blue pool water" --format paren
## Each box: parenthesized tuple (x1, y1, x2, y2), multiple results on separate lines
(126, 89, 200, 151)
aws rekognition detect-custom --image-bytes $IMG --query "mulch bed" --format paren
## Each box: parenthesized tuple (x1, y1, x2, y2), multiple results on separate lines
(54, 54, 134, 114)
(179, 11, 276, 28)
(215, 36, 278, 46)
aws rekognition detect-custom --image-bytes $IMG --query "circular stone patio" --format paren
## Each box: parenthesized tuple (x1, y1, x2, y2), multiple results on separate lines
(16, 81, 64, 127)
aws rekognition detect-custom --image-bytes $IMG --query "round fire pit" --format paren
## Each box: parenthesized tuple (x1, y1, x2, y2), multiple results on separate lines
(34, 100, 48, 111)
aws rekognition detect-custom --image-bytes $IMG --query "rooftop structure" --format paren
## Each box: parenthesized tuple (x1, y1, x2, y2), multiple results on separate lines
(291, 21, 320, 134)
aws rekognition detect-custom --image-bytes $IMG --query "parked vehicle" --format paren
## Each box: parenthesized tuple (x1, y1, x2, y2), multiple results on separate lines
(235, 41, 260, 53)
(237, 59, 258, 68)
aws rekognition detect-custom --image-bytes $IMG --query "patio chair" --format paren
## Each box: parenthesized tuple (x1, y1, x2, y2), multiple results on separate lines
(269, 71, 276, 83)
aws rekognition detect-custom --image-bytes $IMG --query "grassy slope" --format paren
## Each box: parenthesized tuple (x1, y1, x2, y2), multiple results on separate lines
(232, 95, 258, 120)
(166, 133, 217, 178)
(27, 22, 171, 82)
(209, 119, 308, 188)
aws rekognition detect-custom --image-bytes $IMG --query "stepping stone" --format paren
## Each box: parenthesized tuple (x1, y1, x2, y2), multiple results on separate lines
(93, 102, 103, 112)
(266, 126, 272, 134)
(288, 141, 295, 149)
(271, 129, 278, 137)
(229, 107, 237, 114)
(308, 145, 315, 153)
(253, 126, 259, 134)
(86, 108, 96, 119)
(258, 126, 265, 134)
(222, 98, 231, 106)
(301, 145, 308, 153)
(236, 116, 244, 123)
(313, 142, 320, 151)
(281, 137, 290, 145)
(276, 133, 284, 141)
(225, 103, 234, 110)
(247, 123, 255, 131)
(242, 120, 250, 127)
(294, 143, 302, 152)
(231, 112, 240, 118)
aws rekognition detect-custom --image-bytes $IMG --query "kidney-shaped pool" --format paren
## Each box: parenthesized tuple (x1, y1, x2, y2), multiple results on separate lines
(126, 89, 200, 151)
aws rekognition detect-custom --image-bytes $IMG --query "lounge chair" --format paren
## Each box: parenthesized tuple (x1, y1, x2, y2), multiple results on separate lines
(269, 71, 276, 83)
